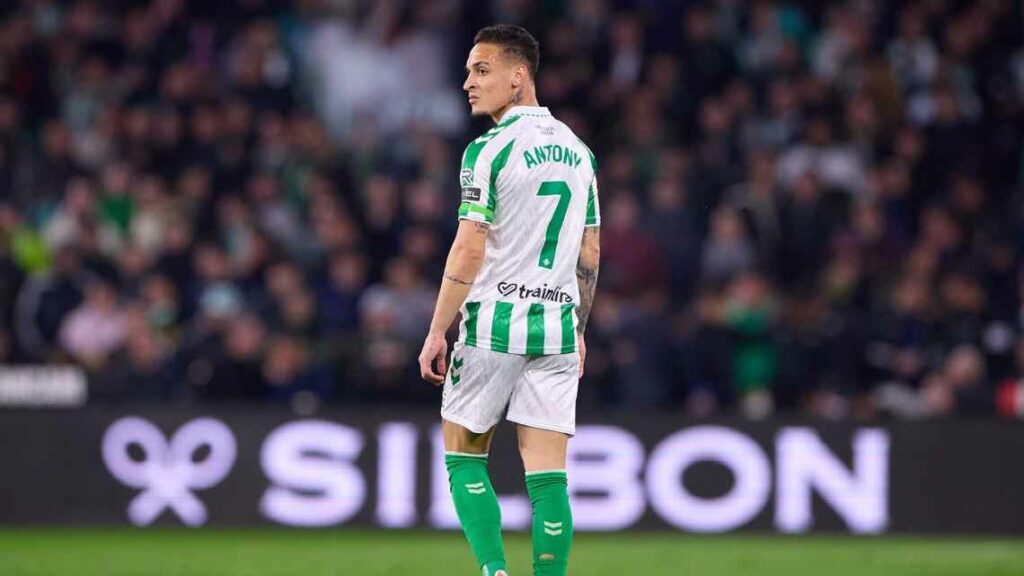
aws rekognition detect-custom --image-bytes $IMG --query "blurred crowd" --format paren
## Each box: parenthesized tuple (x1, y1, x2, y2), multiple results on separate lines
(1, 0, 1023, 420)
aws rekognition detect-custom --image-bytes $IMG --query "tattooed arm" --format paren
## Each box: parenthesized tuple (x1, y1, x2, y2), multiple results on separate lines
(419, 220, 489, 384)
(575, 226, 600, 378)
(575, 226, 600, 335)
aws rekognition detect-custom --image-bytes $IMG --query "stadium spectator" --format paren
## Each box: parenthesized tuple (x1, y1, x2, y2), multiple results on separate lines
(92, 304, 175, 401)
(58, 278, 125, 368)
(262, 333, 333, 404)
(996, 338, 1024, 419)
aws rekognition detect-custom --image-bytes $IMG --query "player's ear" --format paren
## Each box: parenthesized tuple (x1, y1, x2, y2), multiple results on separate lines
(512, 64, 525, 88)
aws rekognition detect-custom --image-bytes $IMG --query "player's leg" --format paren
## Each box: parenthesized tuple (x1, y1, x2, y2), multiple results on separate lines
(518, 425, 572, 576)
(443, 420, 509, 576)
(507, 353, 578, 576)
(440, 344, 522, 576)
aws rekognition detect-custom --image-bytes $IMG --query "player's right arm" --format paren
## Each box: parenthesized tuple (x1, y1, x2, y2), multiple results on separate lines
(419, 219, 489, 385)
(575, 225, 600, 378)
(419, 134, 505, 384)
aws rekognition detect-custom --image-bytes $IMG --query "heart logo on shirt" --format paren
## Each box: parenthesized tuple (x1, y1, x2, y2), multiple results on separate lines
(497, 282, 517, 297)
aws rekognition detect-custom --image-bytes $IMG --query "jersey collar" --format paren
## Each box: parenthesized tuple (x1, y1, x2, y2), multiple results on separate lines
(502, 105, 551, 120)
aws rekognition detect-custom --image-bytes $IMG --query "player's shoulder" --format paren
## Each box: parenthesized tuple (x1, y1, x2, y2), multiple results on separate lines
(463, 114, 523, 158)
(553, 120, 597, 175)
(573, 134, 597, 173)
(459, 120, 521, 183)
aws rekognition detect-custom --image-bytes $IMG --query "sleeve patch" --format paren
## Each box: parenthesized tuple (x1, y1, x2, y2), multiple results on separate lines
(461, 187, 482, 202)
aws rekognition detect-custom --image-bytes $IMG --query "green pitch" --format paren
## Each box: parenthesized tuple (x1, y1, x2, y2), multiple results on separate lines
(1, 528, 1022, 576)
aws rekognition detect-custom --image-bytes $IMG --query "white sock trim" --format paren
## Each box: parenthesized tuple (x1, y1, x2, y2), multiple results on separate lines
(525, 468, 567, 476)
(445, 451, 489, 459)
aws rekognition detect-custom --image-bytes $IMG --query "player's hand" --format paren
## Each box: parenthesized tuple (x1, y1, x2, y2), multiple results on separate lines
(577, 334, 586, 379)
(418, 332, 448, 386)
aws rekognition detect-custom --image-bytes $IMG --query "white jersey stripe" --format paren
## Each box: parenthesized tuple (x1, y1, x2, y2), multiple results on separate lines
(477, 302, 495, 351)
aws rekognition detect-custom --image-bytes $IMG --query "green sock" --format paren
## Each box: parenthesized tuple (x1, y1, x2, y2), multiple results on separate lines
(445, 453, 507, 575)
(526, 470, 573, 576)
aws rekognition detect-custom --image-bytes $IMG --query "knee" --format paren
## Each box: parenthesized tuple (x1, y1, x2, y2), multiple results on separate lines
(443, 419, 493, 453)
(518, 443, 566, 471)
(517, 426, 568, 471)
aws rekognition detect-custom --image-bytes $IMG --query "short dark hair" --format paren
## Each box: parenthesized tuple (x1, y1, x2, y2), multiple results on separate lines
(474, 24, 540, 79)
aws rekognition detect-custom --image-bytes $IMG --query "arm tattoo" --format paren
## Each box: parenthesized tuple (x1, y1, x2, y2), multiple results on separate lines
(575, 262, 598, 333)
(576, 265, 596, 284)
(575, 227, 600, 334)
(444, 274, 473, 286)
(473, 222, 489, 234)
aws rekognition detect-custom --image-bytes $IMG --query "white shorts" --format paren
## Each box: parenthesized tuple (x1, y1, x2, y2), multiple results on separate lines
(440, 341, 579, 436)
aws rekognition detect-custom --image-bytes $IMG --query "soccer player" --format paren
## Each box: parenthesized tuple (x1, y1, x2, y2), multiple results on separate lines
(418, 24, 600, 576)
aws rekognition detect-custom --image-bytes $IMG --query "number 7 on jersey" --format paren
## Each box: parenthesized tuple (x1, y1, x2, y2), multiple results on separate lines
(536, 181, 571, 269)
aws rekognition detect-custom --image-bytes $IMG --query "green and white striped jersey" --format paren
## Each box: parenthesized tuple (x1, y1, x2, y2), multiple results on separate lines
(456, 105, 600, 355)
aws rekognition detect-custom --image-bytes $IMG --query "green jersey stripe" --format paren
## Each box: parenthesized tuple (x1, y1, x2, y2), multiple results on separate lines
(464, 302, 480, 346)
(461, 139, 486, 173)
(585, 182, 598, 225)
(526, 303, 546, 355)
(560, 304, 576, 353)
(577, 137, 597, 172)
(472, 115, 521, 145)
(577, 136, 599, 227)
(496, 114, 521, 130)
(489, 140, 515, 217)
(491, 302, 513, 353)
(458, 202, 494, 222)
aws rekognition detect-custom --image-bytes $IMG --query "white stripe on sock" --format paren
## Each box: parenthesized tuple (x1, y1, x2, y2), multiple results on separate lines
(445, 451, 489, 458)
(525, 468, 566, 476)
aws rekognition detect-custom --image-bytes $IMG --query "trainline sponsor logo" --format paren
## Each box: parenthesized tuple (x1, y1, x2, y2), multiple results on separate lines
(495, 282, 573, 303)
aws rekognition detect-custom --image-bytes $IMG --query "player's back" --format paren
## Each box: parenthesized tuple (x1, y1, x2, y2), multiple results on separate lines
(456, 106, 600, 356)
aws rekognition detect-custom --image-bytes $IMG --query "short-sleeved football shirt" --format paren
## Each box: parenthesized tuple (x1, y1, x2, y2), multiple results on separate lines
(456, 105, 600, 355)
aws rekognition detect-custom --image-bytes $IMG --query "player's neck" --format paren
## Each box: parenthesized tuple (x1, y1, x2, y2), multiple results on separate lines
(491, 88, 539, 124)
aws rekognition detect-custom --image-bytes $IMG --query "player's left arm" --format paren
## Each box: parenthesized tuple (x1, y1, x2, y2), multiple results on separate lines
(418, 220, 490, 384)
(576, 157, 601, 378)
(575, 225, 600, 378)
